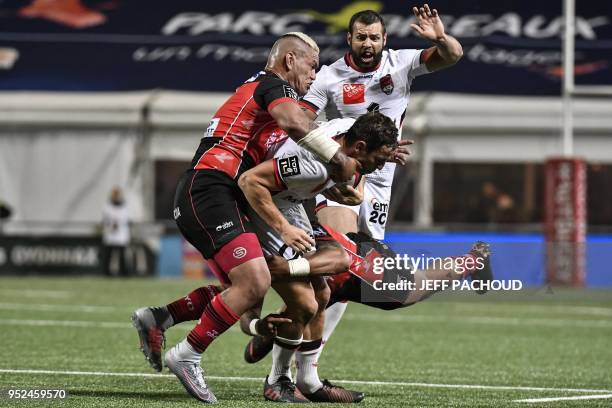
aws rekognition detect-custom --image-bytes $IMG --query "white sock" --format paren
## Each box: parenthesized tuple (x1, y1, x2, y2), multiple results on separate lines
(268, 336, 302, 384)
(322, 302, 347, 342)
(296, 340, 323, 393)
(175, 339, 201, 362)
(313, 302, 348, 366)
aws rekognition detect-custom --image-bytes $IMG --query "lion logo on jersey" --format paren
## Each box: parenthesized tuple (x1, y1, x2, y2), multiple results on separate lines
(380, 74, 394, 95)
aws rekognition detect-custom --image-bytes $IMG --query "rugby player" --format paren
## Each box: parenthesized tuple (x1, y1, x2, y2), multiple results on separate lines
(260, 6, 465, 400)
(238, 112, 398, 402)
(131, 32, 358, 403)
(131, 112, 399, 402)
(303, 5, 463, 240)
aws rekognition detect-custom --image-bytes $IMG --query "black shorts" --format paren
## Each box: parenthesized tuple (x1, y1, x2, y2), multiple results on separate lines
(173, 169, 252, 259)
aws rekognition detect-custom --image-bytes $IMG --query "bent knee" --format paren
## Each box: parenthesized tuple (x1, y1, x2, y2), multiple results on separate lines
(292, 294, 319, 324)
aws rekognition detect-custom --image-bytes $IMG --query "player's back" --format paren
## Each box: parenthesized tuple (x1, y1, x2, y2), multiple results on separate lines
(191, 71, 296, 180)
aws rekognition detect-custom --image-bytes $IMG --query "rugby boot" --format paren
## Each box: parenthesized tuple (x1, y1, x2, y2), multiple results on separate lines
(301, 379, 365, 403)
(131, 307, 167, 372)
(165, 342, 217, 403)
(263, 375, 310, 403)
(469, 241, 493, 294)
(244, 335, 274, 364)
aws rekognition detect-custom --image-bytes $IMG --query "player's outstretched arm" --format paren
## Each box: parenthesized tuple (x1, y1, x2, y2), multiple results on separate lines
(239, 301, 263, 336)
(266, 244, 350, 278)
(410, 4, 463, 71)
(238, 161, 315, 253)
(239, 301, 293, 338)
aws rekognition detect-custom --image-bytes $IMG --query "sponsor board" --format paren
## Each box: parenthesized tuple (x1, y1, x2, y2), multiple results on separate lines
(0, 1, 609, 94)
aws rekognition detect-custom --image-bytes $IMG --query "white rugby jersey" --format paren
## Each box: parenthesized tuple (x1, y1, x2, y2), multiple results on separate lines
(302, 49, 429, 187)
(302, 49, 429, 132)
(271, 118, 356, 208)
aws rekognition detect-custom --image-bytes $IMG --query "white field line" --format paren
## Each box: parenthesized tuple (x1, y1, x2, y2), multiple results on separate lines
(0, 318, 132, 329)
(1, 301, 611, 329)
(342, 313, 612, 329)
(443, 302, 612, 317)
(0, 303, 124, 313)
(0, 318, 237, 331)
(0, 289, 72, 299)
(514, 394, 612, 403)
(1, 313, 611, 331)
(0, 369, 611, 395)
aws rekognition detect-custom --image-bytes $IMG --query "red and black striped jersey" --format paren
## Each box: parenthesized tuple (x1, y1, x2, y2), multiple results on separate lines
(191, 71, 299, 180)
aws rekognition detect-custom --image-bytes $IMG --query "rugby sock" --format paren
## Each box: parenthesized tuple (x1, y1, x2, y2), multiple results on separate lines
(322, 301, 347, 341)
(268, 336, 302, 384)
(313, 302, 347, 370)
(166, 285, 222, 325)
(186, 294, 239, 353)
(172, 338, 202, 362)
(296, 339, 323, 393)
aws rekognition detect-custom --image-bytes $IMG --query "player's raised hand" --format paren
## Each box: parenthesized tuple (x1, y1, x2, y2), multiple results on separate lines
(256, 313, 292, 337)
(280, 224, 316, 253)
(411, 4, 446, 41)
(391, 139, 414, 165)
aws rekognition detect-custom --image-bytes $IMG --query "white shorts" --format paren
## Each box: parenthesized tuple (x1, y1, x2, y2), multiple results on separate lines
(248, 204, 313, 261)
(315, 162, 395, 240)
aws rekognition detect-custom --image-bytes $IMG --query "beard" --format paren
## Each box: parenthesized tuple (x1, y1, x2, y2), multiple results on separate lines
(350, 47, 383, 70)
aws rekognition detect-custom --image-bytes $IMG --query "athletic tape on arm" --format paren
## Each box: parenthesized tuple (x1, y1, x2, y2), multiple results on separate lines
(297, 127, 340, 163)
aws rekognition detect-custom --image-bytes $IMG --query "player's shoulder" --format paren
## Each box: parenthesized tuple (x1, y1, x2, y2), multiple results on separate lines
(249, 71, 299, 102)
(316, 117, 356, 136)
(320, 56, 352, 77)
(275, 138, 316, 162)
(251, 71, 294, 91)
(387, 48, 422, 66)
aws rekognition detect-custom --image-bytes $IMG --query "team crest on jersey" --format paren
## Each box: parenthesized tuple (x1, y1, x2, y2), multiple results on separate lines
(283, 85, 298, 100)
(342, 83, 365, 104)
(278, 156, 300, 177)
(380, 74, 394, 95)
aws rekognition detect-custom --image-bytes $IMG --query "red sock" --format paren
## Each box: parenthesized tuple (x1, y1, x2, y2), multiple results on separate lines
(166, 285, 222, 324)
(187, 294, 239, 353)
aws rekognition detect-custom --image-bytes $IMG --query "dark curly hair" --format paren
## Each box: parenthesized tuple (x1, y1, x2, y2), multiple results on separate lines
(345, 112, 398, 152)
(348, 10, 386, 35)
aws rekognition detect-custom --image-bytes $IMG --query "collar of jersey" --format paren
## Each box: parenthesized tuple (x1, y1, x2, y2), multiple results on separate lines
(264, 69, 283, 80)
(344, 52, 381, 73)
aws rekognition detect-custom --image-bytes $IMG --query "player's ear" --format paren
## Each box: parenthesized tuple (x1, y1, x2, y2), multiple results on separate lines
(354, 140, 368, 153)
(383, 33, 387, 48)
(346, 31, 352, 47)
(285, 52, 295, 70)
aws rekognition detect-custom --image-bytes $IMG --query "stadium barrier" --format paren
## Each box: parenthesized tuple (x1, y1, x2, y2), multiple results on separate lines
(156, 231, 612, 287)
(0, 235, 156, 276)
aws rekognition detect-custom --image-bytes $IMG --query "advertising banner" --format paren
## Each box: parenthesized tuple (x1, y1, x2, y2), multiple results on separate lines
(0, 1, 610, 94)
(544, 158, 587, 286)
(0, 235, 156, 276)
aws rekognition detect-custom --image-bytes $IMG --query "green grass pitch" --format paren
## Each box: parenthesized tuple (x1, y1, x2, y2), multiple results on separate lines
(0, 277, 611, 407)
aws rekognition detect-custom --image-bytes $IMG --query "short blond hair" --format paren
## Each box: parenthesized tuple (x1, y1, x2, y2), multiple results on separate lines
(282, 32, 319, 53)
